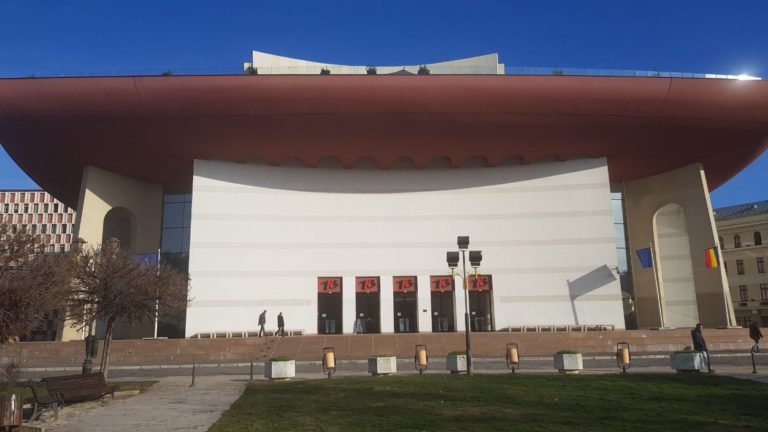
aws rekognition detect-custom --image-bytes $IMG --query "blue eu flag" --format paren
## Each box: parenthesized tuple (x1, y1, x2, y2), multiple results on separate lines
(635, 248, 653, 269)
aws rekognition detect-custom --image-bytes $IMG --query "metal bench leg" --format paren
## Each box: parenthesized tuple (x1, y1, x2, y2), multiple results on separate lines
(31, 403, 41, 422)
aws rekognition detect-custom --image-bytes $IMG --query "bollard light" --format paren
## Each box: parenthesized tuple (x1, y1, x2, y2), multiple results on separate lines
(506, 342, 520, 373)
(616, 342, 631, 373)
(322, 347, 336, 378)
(415, 344, 428, 375)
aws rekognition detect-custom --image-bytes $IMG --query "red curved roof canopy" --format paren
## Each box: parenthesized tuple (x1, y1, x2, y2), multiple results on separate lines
(0, 75, 766, 207)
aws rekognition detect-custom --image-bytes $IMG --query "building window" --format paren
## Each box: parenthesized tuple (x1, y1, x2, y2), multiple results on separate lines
(740, 285, 749, 301)
(43, 203, 49, 213)
(13, 203, 18, 213)
(23, 203, 29, 213)
(762, 284, 768, 301)
(724, 261, 729, 275)
(59, 244, 66, 252)
(758, 257, 765, 274)
(734, 234, 742, 248)
(51, 224, 57, 234)
(31, 225, 36, 234)
(41, 224, 47, 234)
(53, 203, 59, 213)
(737, 259, 745, 275)
(33, 203, 39, 213)
(756, 231, 763, 246)
(2, 204, 7, 213)
(719, 236, 725, 249)
(48, 245, 55, 253)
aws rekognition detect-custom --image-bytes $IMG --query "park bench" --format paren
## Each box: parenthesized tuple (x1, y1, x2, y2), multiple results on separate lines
(41, 373, 116, 405)
(27, 379, 60, 421)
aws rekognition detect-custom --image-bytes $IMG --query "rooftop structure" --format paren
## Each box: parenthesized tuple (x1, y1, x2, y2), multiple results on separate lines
(0, 51, 765, 340)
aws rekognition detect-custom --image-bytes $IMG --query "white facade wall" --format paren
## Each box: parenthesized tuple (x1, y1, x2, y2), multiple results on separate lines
(186, 158, 625, 336)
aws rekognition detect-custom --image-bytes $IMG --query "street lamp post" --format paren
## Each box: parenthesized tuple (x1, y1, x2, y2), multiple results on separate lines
(446, 236, 482, 376)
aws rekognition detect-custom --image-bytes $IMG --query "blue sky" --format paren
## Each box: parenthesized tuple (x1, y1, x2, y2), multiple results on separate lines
(0, 0, 766, 207)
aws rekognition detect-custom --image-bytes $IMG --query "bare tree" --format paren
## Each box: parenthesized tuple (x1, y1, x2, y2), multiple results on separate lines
(0, 224, 74, 344)
(68, 241, 189, 377)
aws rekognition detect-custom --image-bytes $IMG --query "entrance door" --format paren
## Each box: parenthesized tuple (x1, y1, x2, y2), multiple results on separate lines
(393, 276, 418, 333)
(468, 274, 494, 331)
(355, 277, 381, 334)
(430, 275, 456, 332)
(317, 277, 343, 334)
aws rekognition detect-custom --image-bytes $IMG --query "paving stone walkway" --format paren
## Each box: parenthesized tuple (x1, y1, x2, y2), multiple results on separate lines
(48, 376, 245, 432)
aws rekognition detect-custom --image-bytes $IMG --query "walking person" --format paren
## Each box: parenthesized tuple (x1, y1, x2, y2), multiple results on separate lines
(277, 312, 285, 337)
(258, 310, 267, 337)
(691, 323, 715, 373)
(749, 321, 763, 353)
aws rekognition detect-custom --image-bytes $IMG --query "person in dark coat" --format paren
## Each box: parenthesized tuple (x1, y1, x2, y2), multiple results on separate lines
(258, 310, 267, 337)
(691, 323, 714, 373)
(277, 312, 285, 337)
(749, 322, 763, 353)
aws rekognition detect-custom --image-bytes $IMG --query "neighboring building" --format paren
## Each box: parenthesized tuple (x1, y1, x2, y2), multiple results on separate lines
(0, 189, 77, 341)
(0, 190, 77, 253)
(714, 200, 768, 327)
(244, 51, 505, 75)
(1, 52, 766, 340)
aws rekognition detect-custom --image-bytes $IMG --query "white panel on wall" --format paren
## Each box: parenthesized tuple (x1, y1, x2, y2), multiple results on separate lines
(654, 203, 699, 327)
(185, 158, 625, 336)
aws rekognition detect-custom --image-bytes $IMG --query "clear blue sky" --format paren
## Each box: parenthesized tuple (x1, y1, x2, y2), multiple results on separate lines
(0, 0, 766, 207)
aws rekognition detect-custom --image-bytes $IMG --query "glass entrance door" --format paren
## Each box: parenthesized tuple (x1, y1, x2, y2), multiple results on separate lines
(468, 274, 494, 331)
(430, 275, 456, 332)
(317, 277, 343, 334)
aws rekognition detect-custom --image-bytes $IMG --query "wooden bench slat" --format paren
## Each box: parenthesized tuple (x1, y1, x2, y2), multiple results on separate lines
(42, 373, 116, 405)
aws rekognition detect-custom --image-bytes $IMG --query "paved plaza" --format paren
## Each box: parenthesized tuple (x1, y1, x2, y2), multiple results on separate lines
(18, 353, 768, 432)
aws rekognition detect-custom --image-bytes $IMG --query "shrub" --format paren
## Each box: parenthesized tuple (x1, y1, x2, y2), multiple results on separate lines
(417, 65, 430, 75)
(320, 67, 331, 75)
(244, 66, 258, 75)
(269, 356, 293, 362)
(551, 68, 564, 76)
(366, 66, 377, 75)
(0, 359, 21, 390)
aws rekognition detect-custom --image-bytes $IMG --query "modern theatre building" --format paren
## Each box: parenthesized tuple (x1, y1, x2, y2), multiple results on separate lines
(1, 52, 766, 340)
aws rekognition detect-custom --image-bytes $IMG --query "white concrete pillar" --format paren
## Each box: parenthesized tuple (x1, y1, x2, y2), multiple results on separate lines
(417, 275, 432, 333)
(342, 276, 356, 334)
(380, 276, 394, 333)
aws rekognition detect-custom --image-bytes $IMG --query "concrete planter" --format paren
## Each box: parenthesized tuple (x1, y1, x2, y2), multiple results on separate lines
(264, 360, 295, 380)
(446, 354, 467, 374)
(368, 356, 397, 375)
(553, 353, 583, 374)
(671, 352, 706, 373)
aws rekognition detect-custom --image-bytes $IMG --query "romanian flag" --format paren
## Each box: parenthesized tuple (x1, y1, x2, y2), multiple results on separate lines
(704, 247, 719, 269)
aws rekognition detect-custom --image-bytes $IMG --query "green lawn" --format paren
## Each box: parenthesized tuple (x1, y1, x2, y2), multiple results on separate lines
(0, 380, 157, 401)
(209, 374, 768, 432)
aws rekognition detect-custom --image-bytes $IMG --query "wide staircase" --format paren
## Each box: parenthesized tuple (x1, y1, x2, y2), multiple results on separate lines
(0, 328, 756, 369)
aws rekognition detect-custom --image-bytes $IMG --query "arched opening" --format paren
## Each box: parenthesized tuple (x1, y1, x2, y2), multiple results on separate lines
(497, 155, 524, 166)
(390, 157, 416, 170)
(460, 156, 488, 168)
(734, 234, 742, 248)
(278, 156, 306, 167)
(103, 207, 135, 252)
(353, 157, 379, 170)
(653, 203, 699, 327)
(755, 231, 763, 246)
(426, 156, 452, 169)
(315, 156, 344, 169)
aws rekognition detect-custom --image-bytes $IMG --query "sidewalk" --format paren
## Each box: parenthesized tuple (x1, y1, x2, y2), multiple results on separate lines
(48, 376, 244, 432)
(25, 362, 766, 432)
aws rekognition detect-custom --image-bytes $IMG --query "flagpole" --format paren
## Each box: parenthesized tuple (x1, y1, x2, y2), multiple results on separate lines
(715, 243, 734, 327)
(154, 248, 160, 339)
(649, 241, 666, 328)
